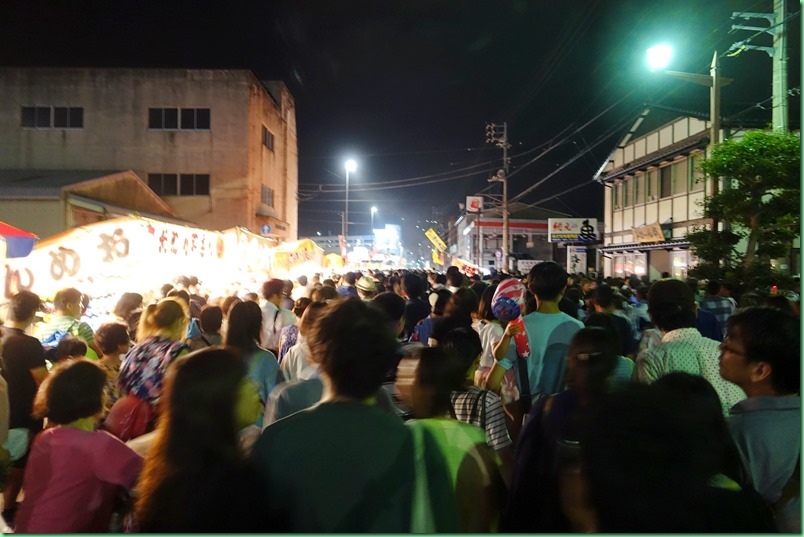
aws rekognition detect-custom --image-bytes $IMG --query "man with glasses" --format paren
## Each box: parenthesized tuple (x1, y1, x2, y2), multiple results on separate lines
(718, 306, 800, 532)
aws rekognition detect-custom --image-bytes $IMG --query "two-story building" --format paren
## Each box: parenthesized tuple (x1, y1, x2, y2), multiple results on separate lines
(596, 110, 719, 280)
(0, 68, 298, 240)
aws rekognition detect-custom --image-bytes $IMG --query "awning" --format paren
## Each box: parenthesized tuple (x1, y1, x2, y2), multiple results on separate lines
(598, 238, 691, 253)
(599, 131, 709, 183)
(0, 220, 37, 258)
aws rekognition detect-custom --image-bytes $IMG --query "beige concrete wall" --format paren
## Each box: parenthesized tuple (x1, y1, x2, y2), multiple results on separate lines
(0, 68, 298, 237)
(0, 199, 63, 238)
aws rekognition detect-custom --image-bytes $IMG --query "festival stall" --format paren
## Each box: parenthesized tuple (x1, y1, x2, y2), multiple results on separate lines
(3, 216, 227, 302)
(322, 252, 345, 271)
(270, 238, 324, 280)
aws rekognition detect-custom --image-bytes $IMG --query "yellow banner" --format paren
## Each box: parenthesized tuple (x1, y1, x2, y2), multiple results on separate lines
(432, 249, 444, 265)
(425, 228, 447, 252)
(632, 222, 665, 243)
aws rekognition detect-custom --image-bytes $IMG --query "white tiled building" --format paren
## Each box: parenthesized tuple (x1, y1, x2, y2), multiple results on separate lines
(596, 113, 718, 280)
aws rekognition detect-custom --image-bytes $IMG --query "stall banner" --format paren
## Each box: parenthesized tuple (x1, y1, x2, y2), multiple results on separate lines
(222, 227, 274, 275)
(432, 249, 444, 266)
(425, 228, 447, 252)
(547, 218, 598, 242)
(567, 246, 587, 275)
(452, 257, 481, 277)
(632, 222, 665, 243)
(3, 216, 225, 300)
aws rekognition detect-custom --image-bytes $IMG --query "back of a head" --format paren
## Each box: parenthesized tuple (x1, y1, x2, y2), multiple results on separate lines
(430, 288, 452, 316)
(199, 305, 223, 334)
(167, 289, 191, 309)
(411, 346, 461, 418)
(292, 297, 312, 318)
(9, 290, 41, 322)
(371, 292, 406, 325)
(443, 288, 479, 322)
(95, 322, 130, 356)
(262, 278, 285, 300)
(402, 272, 425, 299)
(583, 385, 726, 531)
(584, 312, 623, 353)
(33, 358, 106, 425)
(114, 292, 144, 319)
(727, 306, 800, 394)
(647, 279, 696, 332)
(224, 300, 262, 350)
(446, 270, 463, 288)
(705, 280, 721, 296)
(344, 272, 357, 286)
(567, 327, 619, 396)
(527, 261, 568, 302)
(53, 287, 82, 312)
(220, 296, 241, 318)
(54, 335, 88, 362)
(307, 298, 398, 400)
(477, 284, 499, 322)
(298, 275, 308, 287)
(438, 327, 482, 378)
(591, 284, 615, 309)
(161, 346, 246, 461)
(139, 297, 189, 342)
(311, 285, 338, 302)
(298, 300, 329, 337)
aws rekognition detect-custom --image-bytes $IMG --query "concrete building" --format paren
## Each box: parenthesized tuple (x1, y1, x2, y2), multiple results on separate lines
(596, 112, 716, 280)
(450, 202, 571, 272)
(0, 67, 298, 240)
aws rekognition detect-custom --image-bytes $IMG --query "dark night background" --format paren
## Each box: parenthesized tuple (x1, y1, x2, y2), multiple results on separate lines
(0, 1, 799, 252)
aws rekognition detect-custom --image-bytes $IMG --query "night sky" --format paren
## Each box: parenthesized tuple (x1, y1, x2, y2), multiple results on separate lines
(1, 0, 799, 253)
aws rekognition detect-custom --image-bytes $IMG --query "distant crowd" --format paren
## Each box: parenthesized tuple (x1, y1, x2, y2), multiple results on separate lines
(0, 263, 799, 533)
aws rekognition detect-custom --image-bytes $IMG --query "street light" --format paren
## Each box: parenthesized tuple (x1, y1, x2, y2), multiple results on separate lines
(343, 159, 357, 256)
(647, 45, 732, 232)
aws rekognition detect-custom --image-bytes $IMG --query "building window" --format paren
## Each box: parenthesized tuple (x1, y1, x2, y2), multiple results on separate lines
(261, 185, 274, 207)
(623, 177, 632, 207)
(612, 182, 621, 209)
(21, 106, 83, 128)
(672, 160, 687, 195)
(646, 169, 657, 200)
(659, 166, 672, 198)
(635, 173, 645, 204)
(689, 153, 705, 192)
(148, 173, 210, 196)
(262, 126, 274, 151)
(148, 108, 210, 130)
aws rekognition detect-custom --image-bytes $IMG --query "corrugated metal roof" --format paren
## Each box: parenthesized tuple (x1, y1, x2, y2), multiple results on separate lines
(0, 169, 121, 198)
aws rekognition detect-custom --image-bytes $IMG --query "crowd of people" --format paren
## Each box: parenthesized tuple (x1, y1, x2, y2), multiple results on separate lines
(0, 262, 799, 532)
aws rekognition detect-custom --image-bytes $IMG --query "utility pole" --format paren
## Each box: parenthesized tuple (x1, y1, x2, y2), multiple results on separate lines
(729, 0, 788, 131)
(486, 122, 511, 272)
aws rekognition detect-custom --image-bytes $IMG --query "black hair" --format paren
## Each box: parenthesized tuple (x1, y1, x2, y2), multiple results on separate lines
(308, 298, 398, 400)
(371, 292, 406, 324)
(726, 307, 800, 394)
(94, 322, 130, 355)
(527, 261, 568, 301)
(402, 272, 425, 299)
(439, 326, 483, 377)
(33, 359, 106, 424)
(8, 290, 41, 322)
(198, 305, 223, 334)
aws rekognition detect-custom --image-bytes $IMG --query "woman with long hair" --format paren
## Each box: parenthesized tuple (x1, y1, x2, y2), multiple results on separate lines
(503, 327, 619, 532)
(134, 347, 269, 532)
(117, 297, 189, 410)
(224, 301, 283, 426)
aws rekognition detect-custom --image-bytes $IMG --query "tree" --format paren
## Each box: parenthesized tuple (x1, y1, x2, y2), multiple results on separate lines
(687, 130, 800, 288)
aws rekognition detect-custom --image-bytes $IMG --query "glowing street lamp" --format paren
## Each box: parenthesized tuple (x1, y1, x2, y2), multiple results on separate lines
(342, 159, 357, 256)
(647, 44, 732, 234)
